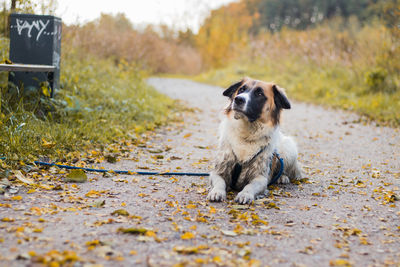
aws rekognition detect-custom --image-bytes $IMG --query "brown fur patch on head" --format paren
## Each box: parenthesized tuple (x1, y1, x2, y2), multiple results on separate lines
(223, 78, 290, 125)
(256, 82, 277, 126)
(256, 81, 291, 126)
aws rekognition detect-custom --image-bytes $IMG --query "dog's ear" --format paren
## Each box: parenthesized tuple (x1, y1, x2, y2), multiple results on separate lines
(223, 79, 245, 98)
(272, 85, 291, 110)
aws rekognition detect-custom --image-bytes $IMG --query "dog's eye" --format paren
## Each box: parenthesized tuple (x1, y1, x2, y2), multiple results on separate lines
(237, 87, 246, 94)
(255, 88, 264, 97)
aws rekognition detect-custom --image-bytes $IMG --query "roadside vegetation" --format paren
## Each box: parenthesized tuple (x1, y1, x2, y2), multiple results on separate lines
(194, 21, 400, 125)
(0, 4, 177, 163)
(0, 0, 399, 165)
(193, 0, 400, 126)
(1, 43, 174, 162)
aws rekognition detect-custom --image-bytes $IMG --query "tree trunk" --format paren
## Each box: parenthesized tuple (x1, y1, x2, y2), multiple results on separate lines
(11, 0, 16, 11)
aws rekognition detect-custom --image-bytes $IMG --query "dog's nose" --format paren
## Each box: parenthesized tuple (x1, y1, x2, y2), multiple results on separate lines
(234, 96, 245, 106)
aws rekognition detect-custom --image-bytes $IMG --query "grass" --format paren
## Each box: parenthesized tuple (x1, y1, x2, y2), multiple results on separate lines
(0, 45, 175, 163)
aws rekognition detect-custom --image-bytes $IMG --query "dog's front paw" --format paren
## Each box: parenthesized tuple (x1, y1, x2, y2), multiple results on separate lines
(277, 175, 290, 184)
(235, 191, 255, 204)
(207, 188, 226, 202)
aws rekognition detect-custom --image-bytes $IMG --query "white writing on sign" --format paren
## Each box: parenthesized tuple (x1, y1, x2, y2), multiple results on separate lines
(14, 19, 50, 41)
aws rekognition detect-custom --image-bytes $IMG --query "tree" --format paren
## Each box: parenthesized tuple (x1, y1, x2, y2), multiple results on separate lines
(196, 1, 253, 67)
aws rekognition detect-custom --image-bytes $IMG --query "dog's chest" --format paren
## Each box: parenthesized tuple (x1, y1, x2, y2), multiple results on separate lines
(229, 137, 263, 163)
(221, 119, 274, 163)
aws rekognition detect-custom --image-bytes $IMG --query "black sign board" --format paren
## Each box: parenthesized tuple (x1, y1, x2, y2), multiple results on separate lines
(9, 13, 62, 97)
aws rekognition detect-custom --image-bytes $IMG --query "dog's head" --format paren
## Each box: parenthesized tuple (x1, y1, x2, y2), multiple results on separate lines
(223, 77, 291, 125)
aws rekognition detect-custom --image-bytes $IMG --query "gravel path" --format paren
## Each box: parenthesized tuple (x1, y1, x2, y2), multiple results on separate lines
(1, 78, 399, 266)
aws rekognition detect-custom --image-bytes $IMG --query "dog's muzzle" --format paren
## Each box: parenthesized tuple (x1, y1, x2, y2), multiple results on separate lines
(233, 97, 245, 120)
(234, 95, 245, 106)
(233, 95, 246, 112)
(233, 95, 249, 120)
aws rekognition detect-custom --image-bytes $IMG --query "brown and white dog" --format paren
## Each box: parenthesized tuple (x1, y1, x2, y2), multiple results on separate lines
(207, 77, 302, 204)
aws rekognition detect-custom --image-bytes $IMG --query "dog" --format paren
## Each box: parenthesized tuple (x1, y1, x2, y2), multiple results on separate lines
(207, 77, 302, 204)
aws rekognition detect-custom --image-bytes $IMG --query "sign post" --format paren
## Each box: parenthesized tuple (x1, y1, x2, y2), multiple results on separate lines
(8, 13, 62, 97)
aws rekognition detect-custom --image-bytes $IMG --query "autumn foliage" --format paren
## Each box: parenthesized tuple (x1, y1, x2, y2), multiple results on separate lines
(63, 14, 203, 75)
(196, 1, 254, 68)
(193, 0, 400, 125)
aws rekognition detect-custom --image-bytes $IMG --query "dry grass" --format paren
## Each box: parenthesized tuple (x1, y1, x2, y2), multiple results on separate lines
(63, 14, 203, 75)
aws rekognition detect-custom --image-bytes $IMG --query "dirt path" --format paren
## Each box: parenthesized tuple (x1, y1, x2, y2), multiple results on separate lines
(1, 78, 399, 266)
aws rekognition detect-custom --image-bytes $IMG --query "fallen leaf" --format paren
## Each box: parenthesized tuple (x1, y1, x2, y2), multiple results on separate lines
(90, 200, 106, 208)
(105, 155, 117, 163)
(329, 259, 352, 267)
(1, 217, 15, 222)
(117, 227, 148, 235)
(85, 190, 101, 198)
(173, 246, 199, 254)
(14, 170, 33, 185)
(64, 169, 87, 183)
(180, 232, 195, 240)
(41, 138, 56, 149)
(11, 195, 22, 201)
(221, 230, 238, 237)
(111, 209, 129, 216)
(183, 133, 192, 138)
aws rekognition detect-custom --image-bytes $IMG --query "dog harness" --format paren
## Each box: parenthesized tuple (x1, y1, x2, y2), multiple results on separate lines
(231, 147, 284, 189)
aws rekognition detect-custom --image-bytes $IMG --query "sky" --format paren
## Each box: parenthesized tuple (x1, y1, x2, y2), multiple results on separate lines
(55, 0, 237, 32)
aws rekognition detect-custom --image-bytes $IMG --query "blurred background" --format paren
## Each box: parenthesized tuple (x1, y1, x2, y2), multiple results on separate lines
(0, 0, 399, 161)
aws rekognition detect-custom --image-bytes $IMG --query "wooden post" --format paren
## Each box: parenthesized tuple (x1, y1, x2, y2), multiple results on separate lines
(6, 0, 17, 37)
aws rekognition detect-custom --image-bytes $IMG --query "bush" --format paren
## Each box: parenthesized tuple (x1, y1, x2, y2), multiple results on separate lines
(365, 68, 389, 93)
(0, 46, 175, 163)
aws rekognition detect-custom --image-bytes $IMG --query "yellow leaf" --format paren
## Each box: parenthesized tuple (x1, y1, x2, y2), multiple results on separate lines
(41, 86, 51, 97)
(213, 256, 222, 263)
(41, 138, 55, 148)
(118, 227, 148, 235)
(145, 230, 157, 237)
(85, 190, 101, 198)
(180, 232, 195, 240)
(183, 133, 192, 138)
(85, 240, 101, 247)
(28, 251, 36, 257)
(11, 196, 22, 201)
(350, 228, 362, 236)
(359, 237, 371, 245)
(174, 246, 198, 254)
(1, 217, 15, 222)
(330, 259, 352, 267)
(111, 209, 130, 216)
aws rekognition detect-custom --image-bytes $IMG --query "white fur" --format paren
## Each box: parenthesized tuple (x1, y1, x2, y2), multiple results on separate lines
(207, 114, 302, 204)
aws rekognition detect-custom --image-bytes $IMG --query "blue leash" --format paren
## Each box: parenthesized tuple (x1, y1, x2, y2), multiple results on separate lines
(33, 160, 209, 176)
(0, 155, 284, 184)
